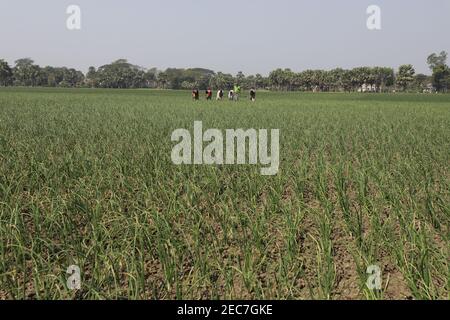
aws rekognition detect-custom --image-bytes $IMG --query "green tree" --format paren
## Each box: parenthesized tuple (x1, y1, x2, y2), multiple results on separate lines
(13, 58, 40, 86)
(94, 59, 147, 89)
(396, 64, 415, 91)
(427, 51, 448, 70)
(144, 69, 157, 88)
(350, 67, 376, 91)
(340, 69, 354, 92)
(235, 71, 245, 86)
(431, 65, 450, 92)
(414, 74, 430, 92)
(86, 66, 97, 87)
(245, 75, 256, 89)
(293, 72, 306, 91)
(210, 72, 234, 90)
(327, 68, 345, 92)
(310, 70, 328, 91)
(269, 69, 294, 91)
(427, 51, 449, 92)
(373, 67, 394, 92)
(268, 69, 284, 90)
(181, 81, 195, 90)
(0, 59, 13, 86)
(254, 74, 267, 89)
(157, 72, 169, 89)
(43, 66, 61, 87)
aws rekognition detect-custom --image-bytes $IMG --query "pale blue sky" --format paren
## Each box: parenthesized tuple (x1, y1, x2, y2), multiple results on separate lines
(1, 0, 449, 75)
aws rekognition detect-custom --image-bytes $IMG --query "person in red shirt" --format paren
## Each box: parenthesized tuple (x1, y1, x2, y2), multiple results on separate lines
(206, 88, 213, 100)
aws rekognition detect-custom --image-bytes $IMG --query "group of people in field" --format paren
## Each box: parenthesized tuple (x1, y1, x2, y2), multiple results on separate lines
(192, 85, 256, 102)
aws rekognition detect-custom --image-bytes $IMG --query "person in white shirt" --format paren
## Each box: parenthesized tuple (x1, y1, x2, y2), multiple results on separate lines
(228, 90, 234, 101)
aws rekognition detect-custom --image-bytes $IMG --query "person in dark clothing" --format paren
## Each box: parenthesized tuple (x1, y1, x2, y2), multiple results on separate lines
(250, 88, 256, 102)
(192, 89, 199, 100)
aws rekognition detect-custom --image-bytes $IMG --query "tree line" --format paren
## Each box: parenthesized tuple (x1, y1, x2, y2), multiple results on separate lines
(0, 51, 449, 92)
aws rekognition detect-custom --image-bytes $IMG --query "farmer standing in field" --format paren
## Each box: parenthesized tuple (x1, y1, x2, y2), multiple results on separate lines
(233, 84, 241, 101)
(228, 89, 234, 101)
(206, 88, 213, 100)
(216, 89, 224, 100)
(192, 89, 199, 100)
(250, 88, 256, 102)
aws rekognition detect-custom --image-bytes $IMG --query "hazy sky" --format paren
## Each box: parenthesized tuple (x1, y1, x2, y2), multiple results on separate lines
(1, 0, 449, 75)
